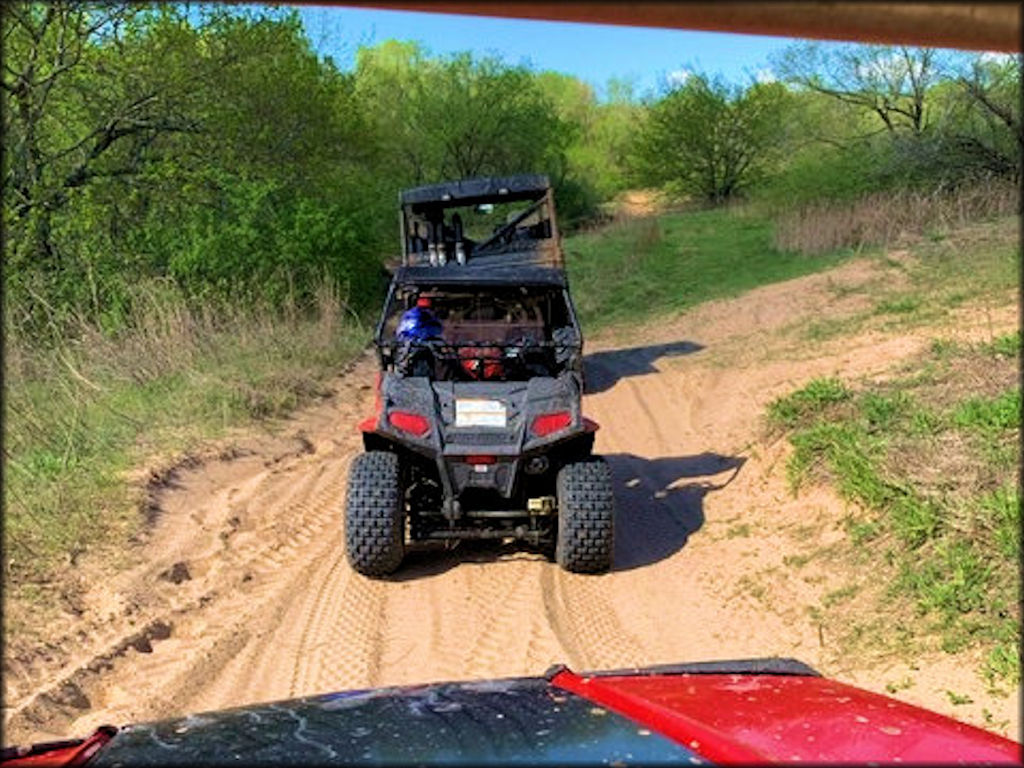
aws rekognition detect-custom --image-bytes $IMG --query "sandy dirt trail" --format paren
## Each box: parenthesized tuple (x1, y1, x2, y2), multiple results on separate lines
(4, 256, 1019, 744)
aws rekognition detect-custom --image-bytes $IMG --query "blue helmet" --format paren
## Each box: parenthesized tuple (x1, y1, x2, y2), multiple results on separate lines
(396, 304, 443, 341)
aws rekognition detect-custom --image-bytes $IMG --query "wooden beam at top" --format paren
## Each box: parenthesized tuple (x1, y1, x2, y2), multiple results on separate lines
(331, 2, 1020, 53)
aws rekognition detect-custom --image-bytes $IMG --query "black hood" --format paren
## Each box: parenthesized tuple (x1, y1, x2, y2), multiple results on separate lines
(89, 676, 699, 766)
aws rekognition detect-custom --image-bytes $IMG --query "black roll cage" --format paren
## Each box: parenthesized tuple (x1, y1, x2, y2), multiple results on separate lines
(372, 281, 583, 375)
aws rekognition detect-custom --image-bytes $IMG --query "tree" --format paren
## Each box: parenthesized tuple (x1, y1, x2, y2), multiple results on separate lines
(771, 42, 949, 138)
(2, 4, 386, 329)
(1, 3, 275, 319)
(543, 74, 641, 202)
(155, 12, 385, 311)
(2, 3, 201, 271)
(354, 43, 572, 185)
(945, 54, 1022, 180)
(629, 73, 791, 204)
(536, 70, 595, 129)
(769, 42, 1020, 190)
(587, 77, 644, 198)
(351, 40, 431, 184)
(534, 70, 609, 223)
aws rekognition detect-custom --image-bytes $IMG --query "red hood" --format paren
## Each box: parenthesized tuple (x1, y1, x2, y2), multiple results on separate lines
(552, 668, 1020, 764)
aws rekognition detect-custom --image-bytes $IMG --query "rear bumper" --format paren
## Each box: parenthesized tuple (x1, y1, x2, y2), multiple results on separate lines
(372, 424, 593, 501)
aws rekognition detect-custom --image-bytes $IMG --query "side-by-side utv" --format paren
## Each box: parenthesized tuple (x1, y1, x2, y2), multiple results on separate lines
(347, 174, 614, 576)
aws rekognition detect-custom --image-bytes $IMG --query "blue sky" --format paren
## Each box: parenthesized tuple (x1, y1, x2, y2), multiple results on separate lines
(294, 6, 796, 99)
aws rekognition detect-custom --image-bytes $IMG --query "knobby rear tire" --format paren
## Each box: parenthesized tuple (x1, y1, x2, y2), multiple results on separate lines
(345, 451, 405, 577)
(556, 457, 614, 573)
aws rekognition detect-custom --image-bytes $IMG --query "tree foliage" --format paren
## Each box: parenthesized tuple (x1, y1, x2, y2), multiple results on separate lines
(945, 55, 1022, 180)
(537, 73, 641, 203)
(354, 43, 572, 185)
(5, 6, 385, 332)
(629, 73, 791, 203)
(3, 5, 204, 274)
(771, 42, 1022, 186)
(772, 43, 949, 137)
(2, 6, 1018, 340)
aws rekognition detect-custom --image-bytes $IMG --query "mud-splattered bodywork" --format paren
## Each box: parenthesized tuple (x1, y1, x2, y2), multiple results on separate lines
(6, 659, 1018, 766)
(84, 677, 696, 766)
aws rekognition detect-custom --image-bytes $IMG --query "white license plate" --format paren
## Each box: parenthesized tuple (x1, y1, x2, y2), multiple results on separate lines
(455, 399, 507, 428)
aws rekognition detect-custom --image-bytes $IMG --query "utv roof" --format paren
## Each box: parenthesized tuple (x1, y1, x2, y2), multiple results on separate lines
(400, 174, 551, 207)
(394, 263, 567, 288)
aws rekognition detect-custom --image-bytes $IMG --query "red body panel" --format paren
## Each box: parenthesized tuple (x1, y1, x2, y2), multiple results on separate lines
(1, 728, 114, 768)
(552, 670, 1021, 764)
(357, 372, 384, 432)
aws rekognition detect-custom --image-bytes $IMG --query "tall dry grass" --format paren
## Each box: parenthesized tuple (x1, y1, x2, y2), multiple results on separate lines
(3, 276, 367, 594)
(773, 178, 1020, 255)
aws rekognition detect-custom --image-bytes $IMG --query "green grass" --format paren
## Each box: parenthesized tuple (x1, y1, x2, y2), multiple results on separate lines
(929, 338, 961, 359)
(860, 391, 914, 431)
(983, 330, 1021, 357)
(785, 216, 1018, 343)
(946, 690, 974, 706)
(901, 220, 1020, 319)
(768, 234, 1020, 680)
(885, 677, 914, 694)
(767, 341, 1020, 683)
(874, 294, 924, 315)
(768, 377, 852, 429)
(952, 390, 1020, 432)
(565, 208, 850, 332)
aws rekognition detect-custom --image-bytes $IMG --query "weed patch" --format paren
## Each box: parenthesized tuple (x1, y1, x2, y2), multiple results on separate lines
(768, 377, 852, 429)
(952, 390, 1020, 432)
(726, 522, 752, 539)
(874, 294, 924, 315)
(982, 330, 1020, 358)
(885, 677, 914, 694)
(768, 337, 1020, 683)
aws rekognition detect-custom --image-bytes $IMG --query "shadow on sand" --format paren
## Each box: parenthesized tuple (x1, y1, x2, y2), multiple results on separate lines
(584, 340, 704, 395)
(386, 451, 745, 580)
(607, 451, 745, 572)
(386, 538, 547, 581)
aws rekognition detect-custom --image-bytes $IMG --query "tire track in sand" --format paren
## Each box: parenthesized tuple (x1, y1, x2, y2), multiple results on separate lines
(541, 567, 648, 672)
(367, 551, 562, 688)
(287, 560, 388, 696)
(28, 368, 380, 741)
(459, 560, 543, 680)
(67, 451, 355, 732)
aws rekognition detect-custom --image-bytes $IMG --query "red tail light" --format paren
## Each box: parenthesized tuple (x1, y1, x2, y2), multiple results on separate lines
(464, 455, 496, 464)
(389, 410, 430, 436)
(532, 411, 572, 437)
